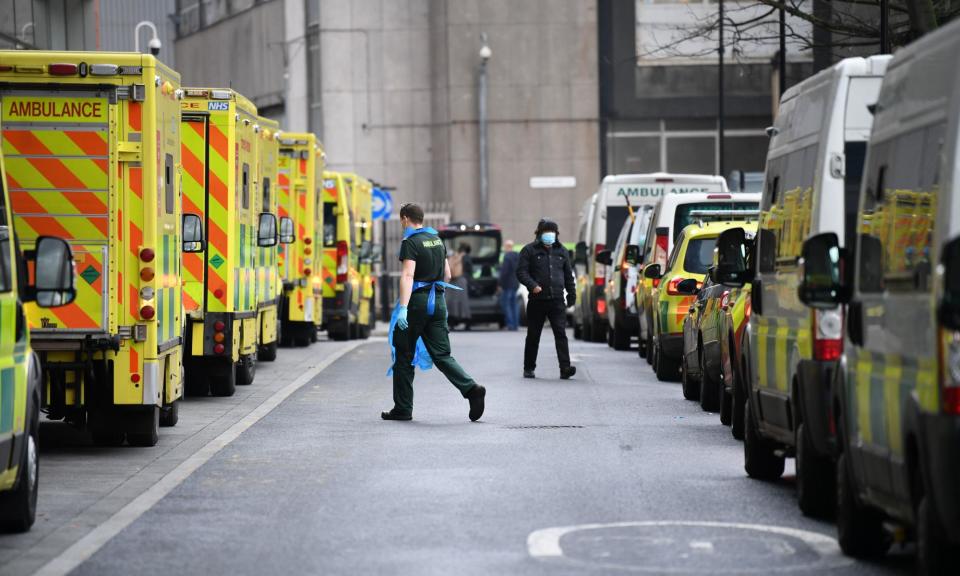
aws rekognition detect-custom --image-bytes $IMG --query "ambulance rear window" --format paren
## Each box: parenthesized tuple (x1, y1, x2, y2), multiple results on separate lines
(323, 203, 336, 247)
(0, 226, 10, 292)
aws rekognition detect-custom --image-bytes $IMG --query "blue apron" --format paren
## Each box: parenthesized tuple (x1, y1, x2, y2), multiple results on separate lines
(387, 227, 463, 375)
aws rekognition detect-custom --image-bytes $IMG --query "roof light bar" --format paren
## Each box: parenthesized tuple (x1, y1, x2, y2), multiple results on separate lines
(89, 63, 119, 76)
(211, 89, 232, 100)
(185, 88, 209, 98)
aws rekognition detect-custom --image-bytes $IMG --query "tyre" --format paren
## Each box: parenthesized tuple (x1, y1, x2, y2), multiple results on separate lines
(310, 326, 319, 343)
(699, 344, 720, 412)
(719, 386, 732, 425)
(655, 336, 680, 382)
(836, 452, 889, 558)
(795, 422, 834, 518)
(743, 400, 785, 480)
(681, 352, 699, 400)
(645, 323, 654, 366)
(917, 495, 955, 575)
(0, 400, 39, 532)
(731, 362, 746, 440)
(613, 324, 631, 351)
(159, 400, 179, 428)
(573, 322, 582, 340)
(359, 323, 371, 339)
(127, 407, 159, 447)
(235, 354, 256, 386)
(210, 360, 237, 397)
(328, 318, 349, 341)
(257, 340, 278, 362)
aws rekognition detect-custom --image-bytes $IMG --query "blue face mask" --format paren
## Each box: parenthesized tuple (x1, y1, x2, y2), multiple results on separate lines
(541, 232, 557, 246)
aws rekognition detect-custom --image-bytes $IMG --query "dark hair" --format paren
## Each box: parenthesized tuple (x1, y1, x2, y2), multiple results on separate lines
(399, 203, 424, 224)
(535, 217, 559, 236)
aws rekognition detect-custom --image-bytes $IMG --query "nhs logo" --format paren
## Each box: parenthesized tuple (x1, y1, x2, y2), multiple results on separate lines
(208, 102, 229, 111)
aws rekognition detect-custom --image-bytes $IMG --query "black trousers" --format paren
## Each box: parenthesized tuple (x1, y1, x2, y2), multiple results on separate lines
(524, 298, 571, 371)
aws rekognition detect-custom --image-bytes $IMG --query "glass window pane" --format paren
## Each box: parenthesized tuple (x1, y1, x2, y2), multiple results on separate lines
(609, 136, 660, 174)
(667, 136, 715, 174)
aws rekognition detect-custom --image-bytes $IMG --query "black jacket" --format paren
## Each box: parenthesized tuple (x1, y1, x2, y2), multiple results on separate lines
(516, 240, 576, 304)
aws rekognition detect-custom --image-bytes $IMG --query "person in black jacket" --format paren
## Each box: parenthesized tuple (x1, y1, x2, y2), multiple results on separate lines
(516, 218, 576, 379)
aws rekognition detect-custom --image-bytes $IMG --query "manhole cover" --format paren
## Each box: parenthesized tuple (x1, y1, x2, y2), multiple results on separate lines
(528, 521, 851, 573)
(503, 425, 584, 430)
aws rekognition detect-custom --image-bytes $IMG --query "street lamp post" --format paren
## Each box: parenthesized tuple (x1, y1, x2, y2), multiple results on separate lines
(478, 34, 492, 224)
(718, 0, 725, 178)
(134, 20, 162, 56)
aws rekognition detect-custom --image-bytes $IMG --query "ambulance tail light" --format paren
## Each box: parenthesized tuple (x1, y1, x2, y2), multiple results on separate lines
(0, 65, 12, 72)
(336, 240, 348, 283)
(139, 305, 156, 321)
(597, 298, 606, 315)
(812, 308, 842, 362)
(48, 63, 78, 75)
(938, 329, 960, 415)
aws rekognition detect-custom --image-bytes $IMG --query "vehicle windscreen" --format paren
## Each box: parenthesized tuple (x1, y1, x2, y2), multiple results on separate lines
(683, 237, 718, 274)
(843, 141, 867, 250)
(441, 234, 500, 262)
(607, 206, 629, 248)
(323, 203, 337, 247)
(673, 202, 759, 242)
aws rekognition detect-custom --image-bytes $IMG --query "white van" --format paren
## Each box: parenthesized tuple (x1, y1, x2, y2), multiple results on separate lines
(574, 173, 728, 342)
(738, 55, 889, 519)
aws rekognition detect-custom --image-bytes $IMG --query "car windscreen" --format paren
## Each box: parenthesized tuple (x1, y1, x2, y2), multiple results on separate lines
(673, 202, 759, 242)
(607, 206, 629, 249)
(441, 233, 500, 262)
(682, 237, 718, 274)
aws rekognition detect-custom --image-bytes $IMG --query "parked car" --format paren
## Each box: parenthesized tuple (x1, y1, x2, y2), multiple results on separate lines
(637, 190, 760, 364)
(680, 274, 714, 399)
(741, 54, 889, 519)
(438, 222, 503, 328)
(597, 206, 653, 350)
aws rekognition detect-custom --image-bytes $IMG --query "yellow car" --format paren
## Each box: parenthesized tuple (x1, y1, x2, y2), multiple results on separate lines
(645, 220, 757, 382)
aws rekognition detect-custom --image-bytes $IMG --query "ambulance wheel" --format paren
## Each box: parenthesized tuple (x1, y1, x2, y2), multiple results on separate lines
(699, 344, 720, 412)
(236, 354, 256, 386)
(0, 396, 39, 532)
(310, 326, 318, 343)
(719, 386, 732, 426)
(613, 325, 630, 351)
(917, 495, 955, 575)
(836, 452, 889, 557)
(655, 336, 679, 382)
(127, 407, 159, 447)
(645, 324, 654, 366)
(258, 340, 278, 362)
(796, 422, 834, 518)
(329, 319, 349, 342)
(159, 400, 179, 428)
(359, 324, 371, 340)
(210, 361, 237, 397)
(731, 355, 747, 440)
(743, 400, 784, 480)
(90, 412, 126, 446)
(681, 353, 699, 401)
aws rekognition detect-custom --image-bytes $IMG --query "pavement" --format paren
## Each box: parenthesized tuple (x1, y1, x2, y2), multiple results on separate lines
(2, 327, 915, 575)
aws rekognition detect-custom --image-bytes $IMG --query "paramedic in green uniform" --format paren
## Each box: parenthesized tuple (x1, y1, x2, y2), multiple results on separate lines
(382, 203, 486, 422)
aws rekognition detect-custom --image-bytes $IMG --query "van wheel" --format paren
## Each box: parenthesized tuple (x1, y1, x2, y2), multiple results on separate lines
(127, 407, 159, 447)
(613, 325, 631, 351)
(0, 399, 39, 532)
(731, 361, 746, 440)
(796, 423, 834, 518)
(836, 451, 889, 557)
(159, 400, 179, 428)
(645, 327, 654, 366)
(699, 345, 720, 412)
(236, 354, 256, 386)
(258, 340, 278, 362)
(210, 360, 237, 397)
(681, 353, 699, 400)
(744, 400, 784, 480)
(655, 336, 679, 382)
(719, 385, 732, 425)
(917, 495, 955, 575)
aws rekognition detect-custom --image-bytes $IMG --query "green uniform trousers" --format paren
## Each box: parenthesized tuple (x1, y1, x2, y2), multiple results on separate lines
(392, 290, 477, 415)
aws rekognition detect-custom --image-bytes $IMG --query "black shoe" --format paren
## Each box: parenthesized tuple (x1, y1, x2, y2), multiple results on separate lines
(381, 410, 412, 421)
(560, 366, 576, 380)
(467, 385, 486, 422)
(523, 370, 535, 379)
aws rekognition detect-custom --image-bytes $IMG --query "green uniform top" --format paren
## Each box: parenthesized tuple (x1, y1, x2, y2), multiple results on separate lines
(399, 230, 446, 283)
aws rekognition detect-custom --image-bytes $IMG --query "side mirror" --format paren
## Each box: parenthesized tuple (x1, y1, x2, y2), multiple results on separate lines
(798, 232, 843, 309)
(279, 216, 295, 244)
(29, 236, 76, 307)
(359, 240, 373, 261)
(625, 244, 640, 266)
(182, 213, 205, 253)
(644, 263, 661, 280)
(371, 244, 383, 264)
(595, 249, 613, 266)
(257, 213, 278, 247)
(715, 227, 752, 287)
(939, 236, 960, 330)
(676, 278, 699, 295)
(575, 241, 588, 264)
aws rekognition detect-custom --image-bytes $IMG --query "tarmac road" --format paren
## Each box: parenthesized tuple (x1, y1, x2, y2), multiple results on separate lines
(11, 327, 917, 575)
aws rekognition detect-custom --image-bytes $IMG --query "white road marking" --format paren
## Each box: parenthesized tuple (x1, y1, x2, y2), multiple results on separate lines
(688, 540, 714, 552)
(34, 339, 371, 576)
(527, 520, 853, 573)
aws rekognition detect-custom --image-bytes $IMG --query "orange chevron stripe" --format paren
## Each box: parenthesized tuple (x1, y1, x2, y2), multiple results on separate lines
(208, 167, 228, 210)
(183, 194, 202, 217)
(129, 221, 143, 256)
(209, 123, 228, 161)
(129, 166, 142, 198)
(9, 191, 48, 213)
(183, 252, 204, 283)
(183, 291, 198, 311)
(299, 158, 306, 176)
(3, 130, 52, 155)
(61, 191, 108, 214)
(46, 301, 99, 329)
(63, 131, 108, 157)
(128, 102, 142, 132)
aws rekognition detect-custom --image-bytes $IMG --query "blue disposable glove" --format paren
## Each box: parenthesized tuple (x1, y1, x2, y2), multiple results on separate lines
(397, 305, 409, 330)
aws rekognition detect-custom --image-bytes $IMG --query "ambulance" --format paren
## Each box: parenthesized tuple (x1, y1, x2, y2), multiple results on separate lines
(321, 171, 375, 340)
(254, 116, 282, 361)
(181, 88, 276, 395)
(0, 51, 184, 446)
(278, 133, 323, 346)
(0, 141, 75, 532)
(798, 21, 960, 573)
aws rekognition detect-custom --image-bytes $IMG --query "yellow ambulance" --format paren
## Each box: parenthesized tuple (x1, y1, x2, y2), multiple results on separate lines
(0, 138, 75, 532)
(181, 88, 271, 396)
(254, 116, 282, 361)
(0, 51, 184, 446)
(277, 133, 323, 346)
